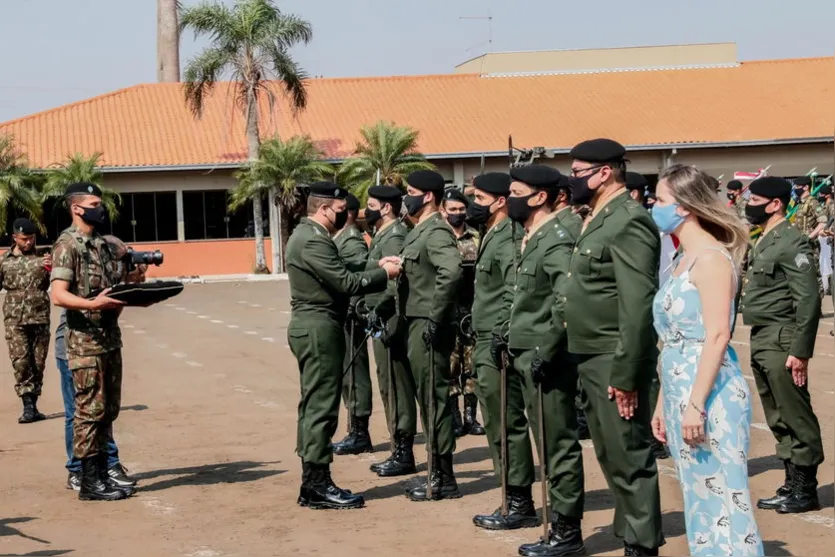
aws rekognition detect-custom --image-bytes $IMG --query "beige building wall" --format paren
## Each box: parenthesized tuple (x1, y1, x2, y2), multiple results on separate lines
(673, 144, 834, 180)
(455, 43, 737, 75)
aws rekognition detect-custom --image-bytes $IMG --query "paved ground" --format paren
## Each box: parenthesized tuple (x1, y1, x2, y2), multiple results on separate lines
(1, 281, 832, 557)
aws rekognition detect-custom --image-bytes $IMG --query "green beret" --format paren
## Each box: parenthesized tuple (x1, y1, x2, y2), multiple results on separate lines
(367, 185, 402, 202)
(472, 172, 511, 196)
(749, 176, 792, 200)
(65, 182, 102, 197)
(625, 172, 648, 190)
(406, 170, 445, 193)
(12, 218, 37, 235)
(569, 138, 626, 164)
(308, 181, 348, 200)
(726, 180, 743, 191)
(510, 165, 562, 189)
(345, 192, 360, 212)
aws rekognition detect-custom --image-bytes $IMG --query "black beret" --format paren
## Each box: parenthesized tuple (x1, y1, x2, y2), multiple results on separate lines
(367, 185, 401, 203)
(625, 172, 648, 190)
(345, 192, 360, 212)
(472, 172, 511, 196)
(12, 218, 37, 235)
(569, 138, 626, 163)
(793, 176, 811, 187)
(726, 180, 743, 191)
(557, 174, 572, 190)
(406, 170, 445, 193)
(442, 187, 469, 206)
(509, 165, 562, 189)
(749, 176, 792, 200)
(647, 191, 657, 200)
(308, 181, 348, 200)
(817, 184, 832, 195)
(65, 182, 102, 197)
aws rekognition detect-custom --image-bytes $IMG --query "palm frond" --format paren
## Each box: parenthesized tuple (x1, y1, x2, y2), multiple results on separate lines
(341, 121, 434, 190)
(39, 152, 122, 223)
(178, 1, 235, 40)
(262, 44, 308, 111)
(0, 133, 42, 232)
(182, 47, 234, 117)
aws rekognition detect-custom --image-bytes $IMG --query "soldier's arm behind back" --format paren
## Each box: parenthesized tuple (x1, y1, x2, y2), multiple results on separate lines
(426, 225, 463, 324)
(779, 233, 820, 358)
(305, 234, 388, 297)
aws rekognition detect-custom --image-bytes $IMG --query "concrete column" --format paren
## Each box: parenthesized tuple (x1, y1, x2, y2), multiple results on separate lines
(175, 189, 185, 241)
(453, 160, 465, 187)
(268, 190, 281, 273)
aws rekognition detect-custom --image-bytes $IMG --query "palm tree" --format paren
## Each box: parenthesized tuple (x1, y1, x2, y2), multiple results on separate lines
(0, 134, 43, 233)
(231, 135, 332, 271)
(339, 121, 435, 203)
(40, 152, 122, 221)
(157, 0, 181, 82)
(180, 0, 312, 274)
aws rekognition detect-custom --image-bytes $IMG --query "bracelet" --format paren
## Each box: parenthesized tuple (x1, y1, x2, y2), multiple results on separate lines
(690, 401, 707, 420)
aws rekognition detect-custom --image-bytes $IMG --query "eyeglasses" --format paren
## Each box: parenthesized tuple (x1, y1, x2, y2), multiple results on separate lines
(570, 165, 604, 178)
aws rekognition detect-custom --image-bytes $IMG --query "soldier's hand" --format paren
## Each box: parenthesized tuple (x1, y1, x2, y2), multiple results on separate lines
(530, 355, 548, 386)
(42, 252, 53, 269)
(608, 386, 637, 420)
(489, 333, 507, 367)
(785, 355, 808, 387)
(90, 288, 126, 310)
(422, 320, 440, 348)
(381, 261, 401, 279)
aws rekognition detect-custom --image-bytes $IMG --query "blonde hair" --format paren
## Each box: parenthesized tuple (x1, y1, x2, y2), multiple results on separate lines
(658, 164, 748, 266)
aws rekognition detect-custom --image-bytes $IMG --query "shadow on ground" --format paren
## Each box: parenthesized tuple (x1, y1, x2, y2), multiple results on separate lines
(0, 517, 74, 555)
(747, 455, 783, 478)
(818, 482, 833, 509)
(134, 460, 285, 493)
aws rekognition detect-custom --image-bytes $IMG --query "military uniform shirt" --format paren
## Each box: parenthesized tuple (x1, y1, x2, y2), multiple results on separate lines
(472, 217, 518, 335)
(794, 196, 827, 237)
(555, 207, 583, 241)
(363, 220, 408, 318)
(740, 220, 820, 358)
(334, 223, 369, 273)
(0, 249, 51, 325)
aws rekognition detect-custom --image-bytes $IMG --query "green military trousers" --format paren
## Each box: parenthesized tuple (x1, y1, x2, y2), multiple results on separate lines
(473, 336, 535, 488)
(341, 320, 372, 419)
(289, 319, 345, 465)
(371, 326, 418, 437)
(406, 317, 456, 456)
(513, 349, 584, 518)
(750, 324, 824, 466)
(576, 352, 664, 549)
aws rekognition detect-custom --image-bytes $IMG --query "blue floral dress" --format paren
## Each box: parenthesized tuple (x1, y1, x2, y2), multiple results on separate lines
(652, 250, 763, 556)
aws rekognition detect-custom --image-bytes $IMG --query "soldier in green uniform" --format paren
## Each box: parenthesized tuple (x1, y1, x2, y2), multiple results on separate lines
(441, 187, 484, 437)
(0, 218, 51, 423)
(395, 169, 463, 501)
(496, 165, 585, 557)
(821, 184, 834, 313)
(740, 176, 824, 515)
(565, 139, 664, 556)
(727, 180, 748, 220)
(363, 186, 419, 478)
(792, 176, 827, 300)
(50, 183, 133, 502)
(286, 182, 400, 510)
(332, 193, 374, 455)
(466, 172, 538, 531)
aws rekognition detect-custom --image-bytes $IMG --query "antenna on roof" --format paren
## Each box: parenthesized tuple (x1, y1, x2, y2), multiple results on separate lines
(459, 6, 493, 58)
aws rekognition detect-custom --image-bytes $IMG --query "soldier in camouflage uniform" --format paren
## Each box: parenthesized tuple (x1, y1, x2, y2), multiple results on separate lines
(50, 182, 132, 502)
(441, 188, 484, 437)
(1, 218, 51, 423)
(727, 180, 748, 220)
(792, 176, 828, 300)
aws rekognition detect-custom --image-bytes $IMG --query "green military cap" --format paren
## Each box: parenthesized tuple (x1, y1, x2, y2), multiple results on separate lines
(345, 192, 360, 212)
(406, 170, 445, 193)
(308, 181, 348, 200)
(625, 172, 648, 190)
(12, 218, 37, 235)
(510, 164, 562, 189)
(443, 187, 469, 206)
(65, 182, 102, 197)
(569, 138, 627, 163)
(793, 176, 811, 187)
(472, 172, 511, 196)
(726, 180, 743, 191)
(367, 185, 401, 202)
(749, 176, 792, 201)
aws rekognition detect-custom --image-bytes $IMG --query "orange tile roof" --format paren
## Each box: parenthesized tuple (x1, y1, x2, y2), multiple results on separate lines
(1, 57, 833, 169)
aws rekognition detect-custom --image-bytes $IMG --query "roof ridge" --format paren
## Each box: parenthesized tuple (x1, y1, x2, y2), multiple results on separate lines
(0, 84, 147, 127)
(742, 56, 834, 65)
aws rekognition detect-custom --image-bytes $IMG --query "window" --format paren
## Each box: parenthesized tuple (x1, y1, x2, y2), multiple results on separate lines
(183, 190, 266, 240)
(110, 191, 177, 243)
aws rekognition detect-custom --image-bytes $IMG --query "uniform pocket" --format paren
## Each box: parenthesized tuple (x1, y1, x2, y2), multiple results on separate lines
(576, 244, 605, 278)
(516, 262, 538, 291)
(751, 261, 777, 287)
(402, 250, 420, 275)
(287, 329, 309, 359)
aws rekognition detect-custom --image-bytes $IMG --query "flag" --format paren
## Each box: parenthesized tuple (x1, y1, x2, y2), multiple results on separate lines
(732, 169, 768, 181)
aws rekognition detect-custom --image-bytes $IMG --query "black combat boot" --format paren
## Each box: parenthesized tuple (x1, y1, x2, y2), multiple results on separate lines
(332, 415, 373, 455)
(18, 394, 37, 424)
(450, 395, 465, 438)
(372, 433, 417, 477)
(305, 463, 365, 510)
(78, 457, 127, 501)
(406, 453, 462, 501)
(31, 395, 47, 421)
(99, 454, 135, 497)
(650, 437, 669, 460)
(518, 514, 585, 556)
(298, 460, 312, 506)
(473, 485, 539, 530)
(777, 464, 820, 514)
(576, 409, 590, 441)
(757, 460, 792, 510)
(623, 543, 658, 556)
(463, 394, 485, 435)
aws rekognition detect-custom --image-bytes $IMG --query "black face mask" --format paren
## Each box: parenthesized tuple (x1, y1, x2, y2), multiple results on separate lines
(727, 192, 735, 201)
(447, 213, 467, 228)
(568, 167, 604, 206)
(403, 194, 427, 216)
(364, 208, 382, 229)
(79, 205, 107, 225)
(745, 202, 771, 225)
(331, 208, 348, 231)
(507, 194, 540, 224)
(466, 200, 493, 226)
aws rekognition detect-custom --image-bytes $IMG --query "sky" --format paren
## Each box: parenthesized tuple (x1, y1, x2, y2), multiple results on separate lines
(0, 0, 833, 123)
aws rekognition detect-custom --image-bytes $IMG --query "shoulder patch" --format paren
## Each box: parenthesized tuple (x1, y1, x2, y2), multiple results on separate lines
(794, 253, 811, 271)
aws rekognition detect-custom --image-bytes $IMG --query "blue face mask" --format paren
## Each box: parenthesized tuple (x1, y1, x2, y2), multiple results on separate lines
(651, 202, 686, 234)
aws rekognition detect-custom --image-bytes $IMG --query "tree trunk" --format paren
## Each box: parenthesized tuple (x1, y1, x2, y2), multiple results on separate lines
(245, 88, 269, 274)
(156, 0, 180, 82)
(280, 204, 292, 270)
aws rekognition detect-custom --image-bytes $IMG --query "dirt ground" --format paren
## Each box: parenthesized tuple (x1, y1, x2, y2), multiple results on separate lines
(1, 281, 832, 557)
